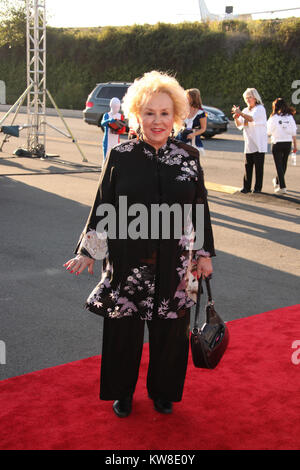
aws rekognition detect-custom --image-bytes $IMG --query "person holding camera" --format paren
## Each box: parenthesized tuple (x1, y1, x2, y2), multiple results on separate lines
(232, 88, 268, 193)
(101, 97, 126, 161)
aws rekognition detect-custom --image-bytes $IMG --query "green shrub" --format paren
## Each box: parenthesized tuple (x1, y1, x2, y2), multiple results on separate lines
(0, 18, 299, 121)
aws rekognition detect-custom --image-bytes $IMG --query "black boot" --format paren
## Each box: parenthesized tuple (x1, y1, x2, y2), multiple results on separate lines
(153, 398, 173, 414)
(112, 397, 132, 418)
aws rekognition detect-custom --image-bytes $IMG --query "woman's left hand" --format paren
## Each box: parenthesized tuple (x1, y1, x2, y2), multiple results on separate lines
(196, 257, 213, 280)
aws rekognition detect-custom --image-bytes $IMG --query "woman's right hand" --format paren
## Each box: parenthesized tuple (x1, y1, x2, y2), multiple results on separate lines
(232, 105, 241, 115)
(63, 254, 95, 276)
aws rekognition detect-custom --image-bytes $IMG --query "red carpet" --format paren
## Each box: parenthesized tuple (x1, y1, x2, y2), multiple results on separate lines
(0, 305, 300, 450)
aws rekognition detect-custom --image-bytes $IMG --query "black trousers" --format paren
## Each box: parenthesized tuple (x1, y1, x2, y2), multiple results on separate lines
(100, 312, 190, 402)
(272, 141, 292, 189)
(243, 152, 265, 192)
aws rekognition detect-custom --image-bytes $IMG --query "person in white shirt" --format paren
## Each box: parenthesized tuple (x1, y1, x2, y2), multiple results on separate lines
(267, 98, 297, 194)
(232, 88, 268, 193)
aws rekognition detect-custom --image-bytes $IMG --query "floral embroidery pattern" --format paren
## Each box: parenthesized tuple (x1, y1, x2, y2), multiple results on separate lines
(132, 140, 198, 182)
(143, 147, 154, 159)
(157, 299, 177, 318)
(117, 141, 135, 153)
(79, 229, 108, 260)
(87, 275, 112, 309)
(175, 159, 198, 182)
(159, 143, 198, 182)
(158, 298, 170, 317)
(77, 138, 214, 320)
(124, 266, 155, 296)
(85, 256, 196, 320)
(86, 264, 157, 320)
(174, 255, 195, 310)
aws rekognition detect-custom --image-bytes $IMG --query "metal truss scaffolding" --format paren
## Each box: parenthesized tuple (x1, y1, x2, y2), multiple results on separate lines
(0, 0, 87, 162)
(26, 0, 46, 156)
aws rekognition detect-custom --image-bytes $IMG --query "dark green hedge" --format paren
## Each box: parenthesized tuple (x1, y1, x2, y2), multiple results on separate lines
(0, 18, 299, 120)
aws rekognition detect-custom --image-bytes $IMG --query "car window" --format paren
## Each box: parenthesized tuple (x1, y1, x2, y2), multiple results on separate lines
(96, 86, 128, 100)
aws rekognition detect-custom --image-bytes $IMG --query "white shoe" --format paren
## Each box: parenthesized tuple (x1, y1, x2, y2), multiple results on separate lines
(275, 187, 287, 194)
(272, 178, 279, 190)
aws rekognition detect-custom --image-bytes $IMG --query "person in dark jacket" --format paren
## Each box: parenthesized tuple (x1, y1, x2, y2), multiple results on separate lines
(176, 88, 207, 155)
(63, 71, 215, 418)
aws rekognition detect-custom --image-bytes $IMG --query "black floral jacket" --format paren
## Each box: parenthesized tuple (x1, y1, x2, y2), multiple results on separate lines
(74, 138, 215, 319)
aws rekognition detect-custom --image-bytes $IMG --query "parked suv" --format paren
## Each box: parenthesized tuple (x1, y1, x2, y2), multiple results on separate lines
(203, 105, 230, 138)
(83, 82, 229, 138)
(83, 82, 130, 128)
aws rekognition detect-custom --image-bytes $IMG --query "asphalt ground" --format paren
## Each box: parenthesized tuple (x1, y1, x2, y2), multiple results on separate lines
(0, 110, 299, 379)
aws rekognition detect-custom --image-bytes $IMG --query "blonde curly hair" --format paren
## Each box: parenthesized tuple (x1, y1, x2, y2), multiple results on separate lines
(122, 71, 189, 134)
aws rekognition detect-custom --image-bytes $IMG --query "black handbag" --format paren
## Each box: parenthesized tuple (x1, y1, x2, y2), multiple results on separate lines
(190, 277, 229, 369)
(176, 128, 193, 143)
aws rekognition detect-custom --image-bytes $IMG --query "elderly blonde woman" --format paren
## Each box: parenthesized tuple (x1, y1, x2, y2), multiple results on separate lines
(63, 71, 215, 417)
(232, 88, 268, 193)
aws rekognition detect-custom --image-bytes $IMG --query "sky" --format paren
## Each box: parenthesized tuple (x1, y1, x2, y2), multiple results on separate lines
(46, 0, 300, 28)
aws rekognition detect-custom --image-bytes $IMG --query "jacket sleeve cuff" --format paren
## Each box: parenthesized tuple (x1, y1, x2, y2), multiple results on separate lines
(76, 229, 108, 260)
(192, 249, 211, 262)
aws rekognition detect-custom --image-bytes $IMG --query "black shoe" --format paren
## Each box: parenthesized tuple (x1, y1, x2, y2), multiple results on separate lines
(112, 397, 132, 418)
(252, 189, 261, 193)
(240, 188, 251, 193)
(153, 398, 173, 414)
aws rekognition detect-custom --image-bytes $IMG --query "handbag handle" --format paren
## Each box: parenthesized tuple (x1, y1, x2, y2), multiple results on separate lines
(193, 276, 213, 332)
(205, 277, 213, 303)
